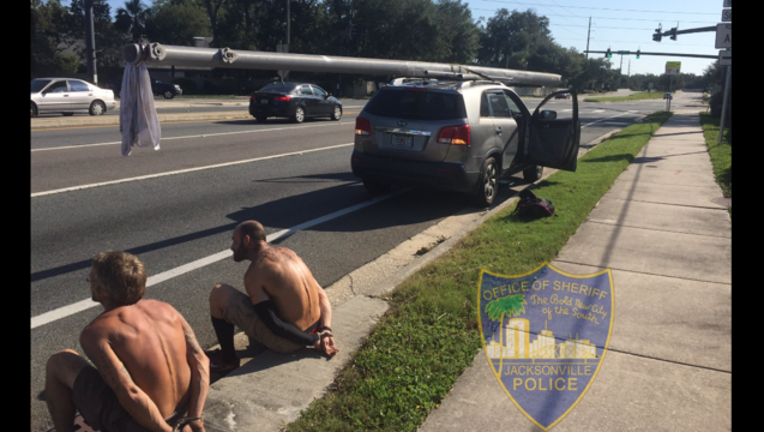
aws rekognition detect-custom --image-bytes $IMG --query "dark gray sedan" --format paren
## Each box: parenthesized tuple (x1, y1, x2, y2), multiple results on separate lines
(31, 78, 117, 117)
(249, 83, 342, 123)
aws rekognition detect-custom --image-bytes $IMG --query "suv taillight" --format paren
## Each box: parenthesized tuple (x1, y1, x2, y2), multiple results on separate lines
(250, 95, 256, 101)
(355, 117, 371, 136)
(438, 125, 470, 145)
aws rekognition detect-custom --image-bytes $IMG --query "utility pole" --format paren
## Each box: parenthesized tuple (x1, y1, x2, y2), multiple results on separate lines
(84, 0, 97, 85)
(628, 59, 631, 76)
(287, 0, 290, 47)
(586, 17, 591, 60)
(619, 54, 623, 74)
(718, 65, 731, 145)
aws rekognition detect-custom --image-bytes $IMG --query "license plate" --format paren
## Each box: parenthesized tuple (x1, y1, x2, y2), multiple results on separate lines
(391, 134, 413, 149)
(261, 99, 269, 104)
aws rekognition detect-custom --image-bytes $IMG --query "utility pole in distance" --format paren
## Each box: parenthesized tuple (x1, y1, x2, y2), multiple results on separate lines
(586, 17, 591, 60)
(84, 0, 97, 85)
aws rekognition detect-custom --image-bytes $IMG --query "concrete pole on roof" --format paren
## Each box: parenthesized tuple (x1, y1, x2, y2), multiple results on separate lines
(122, 43, 564, 88)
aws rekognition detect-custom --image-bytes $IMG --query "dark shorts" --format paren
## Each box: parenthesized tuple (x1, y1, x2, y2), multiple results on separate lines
(72, 365, 185, 432)
(224, 288, 317, 354)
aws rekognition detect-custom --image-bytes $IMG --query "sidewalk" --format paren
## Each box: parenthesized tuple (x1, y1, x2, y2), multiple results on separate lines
(418, 110, 731, 431)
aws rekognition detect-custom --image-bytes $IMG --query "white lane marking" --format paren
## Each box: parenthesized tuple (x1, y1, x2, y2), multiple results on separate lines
(31, 122, 352, 153)
(30, 190, 403, 330)
(593, 109, 605, 113)
(31, 143, 355, 198)
(581, 112, 636, 129)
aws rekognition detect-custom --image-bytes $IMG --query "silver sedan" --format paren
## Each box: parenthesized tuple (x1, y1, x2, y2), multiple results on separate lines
(31, 78, 117, 117)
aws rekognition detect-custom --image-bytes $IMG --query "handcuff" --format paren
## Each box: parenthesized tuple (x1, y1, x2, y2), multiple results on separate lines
(173, 416, 203, 432)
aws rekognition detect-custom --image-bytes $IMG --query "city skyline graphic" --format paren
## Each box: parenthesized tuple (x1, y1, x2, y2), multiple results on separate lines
(486, 319, 599, 361)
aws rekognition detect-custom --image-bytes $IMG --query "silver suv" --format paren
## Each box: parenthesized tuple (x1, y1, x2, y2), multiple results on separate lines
(351, 80, 580, 206)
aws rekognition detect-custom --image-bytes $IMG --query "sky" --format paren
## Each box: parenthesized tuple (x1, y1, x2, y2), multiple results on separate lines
(76, 0, 725, 76)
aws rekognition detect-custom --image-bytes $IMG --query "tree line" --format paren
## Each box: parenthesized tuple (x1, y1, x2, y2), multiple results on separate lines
(31, 0, 724, 94)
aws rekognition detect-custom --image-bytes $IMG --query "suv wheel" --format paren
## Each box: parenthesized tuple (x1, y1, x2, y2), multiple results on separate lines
(256, 116, 267, 123)
(292, 106, 306, 123)
(523, 165, 543, 183)
(331, 106, 342, 121)
(163, 91, 174, 99)
(362, 178, 391, 195)
(473, 157, 498, 207)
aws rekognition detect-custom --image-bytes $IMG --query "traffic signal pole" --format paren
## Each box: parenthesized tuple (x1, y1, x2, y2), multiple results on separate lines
(586, 50, 717, 59)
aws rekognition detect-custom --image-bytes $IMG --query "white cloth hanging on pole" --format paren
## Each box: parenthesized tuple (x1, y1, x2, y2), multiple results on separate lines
(120, 51, 161, 156)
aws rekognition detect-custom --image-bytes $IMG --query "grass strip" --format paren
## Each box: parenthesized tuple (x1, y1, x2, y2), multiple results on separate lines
(699, 113, 732, 215)
(286, 112, 673, 432)
(584, 91, 667, 103)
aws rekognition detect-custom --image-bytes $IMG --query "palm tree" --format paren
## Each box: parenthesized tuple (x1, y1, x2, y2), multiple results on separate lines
(116, 0, 148, 43)
(485, 294, 527, 376)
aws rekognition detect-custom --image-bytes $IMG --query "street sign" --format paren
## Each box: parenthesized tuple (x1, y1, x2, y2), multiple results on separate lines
(716, 24, 731, 48)
(722, 9, 732, 22)
(666, 61, 681, 75)
(719, 49, 731, 65)
(723, 0, 731, 7)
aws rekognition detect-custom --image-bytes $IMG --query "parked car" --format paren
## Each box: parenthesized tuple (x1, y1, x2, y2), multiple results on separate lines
(107, 78, 182, 99)
(663, 92, 673, 100)
(555, 92, 571, 100)
(351, 79, 580, 207)
(249, 83, 342, 123)
(31, 78, 117, 117)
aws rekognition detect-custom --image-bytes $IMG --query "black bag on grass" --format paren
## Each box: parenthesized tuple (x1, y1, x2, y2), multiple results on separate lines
(514, 189, 555, 218)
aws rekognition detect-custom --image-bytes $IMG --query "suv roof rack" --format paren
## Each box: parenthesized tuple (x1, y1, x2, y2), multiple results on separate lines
(387, 76, 512, 90)
(456, 80, 509, 89)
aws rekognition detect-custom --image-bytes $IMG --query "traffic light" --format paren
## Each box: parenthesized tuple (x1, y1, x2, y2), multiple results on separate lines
(652, 28, 662, 42)
(669, 27, 677, 41)
(606, 48, 612, 58)
(636, 49, 640, 59)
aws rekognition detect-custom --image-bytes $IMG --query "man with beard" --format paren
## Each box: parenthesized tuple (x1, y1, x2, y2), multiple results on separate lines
(207, 221, 338, 373)
(45, 251, 209, 432)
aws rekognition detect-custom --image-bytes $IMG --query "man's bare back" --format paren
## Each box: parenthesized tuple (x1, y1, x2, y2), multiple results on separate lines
(46, 251, 208, 432)
(81, 299, 192, 419)
(207, 220, 337, 372)
(246, 246, 321, 331)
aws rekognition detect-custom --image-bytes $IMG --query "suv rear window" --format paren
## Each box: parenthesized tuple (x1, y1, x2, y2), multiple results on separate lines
(364, 88, 466, 121)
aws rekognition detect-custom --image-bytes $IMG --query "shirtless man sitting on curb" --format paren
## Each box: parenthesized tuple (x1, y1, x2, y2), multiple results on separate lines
(207, 220, 338, 373)
(45, 251, 209, 432)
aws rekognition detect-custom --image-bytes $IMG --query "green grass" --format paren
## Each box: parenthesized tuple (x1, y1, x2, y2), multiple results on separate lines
(584, 91, 668, 103)
(285, 112, 673, 432)
(699, 113, 732, 215)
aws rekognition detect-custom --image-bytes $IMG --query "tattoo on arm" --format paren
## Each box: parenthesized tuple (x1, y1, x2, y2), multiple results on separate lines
(182, 321, 203, 356)
(99, 342, 122, 389)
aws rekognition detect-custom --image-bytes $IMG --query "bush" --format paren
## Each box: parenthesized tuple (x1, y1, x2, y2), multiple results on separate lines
(710, 89, 732, 119)
(202, 80, 216, 95)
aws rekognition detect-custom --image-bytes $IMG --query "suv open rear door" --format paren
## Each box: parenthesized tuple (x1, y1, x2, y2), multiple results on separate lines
(526, 90, 580, 172)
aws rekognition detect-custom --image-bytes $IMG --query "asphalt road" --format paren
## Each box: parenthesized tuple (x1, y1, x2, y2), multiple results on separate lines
(29, 92, 678, 432)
